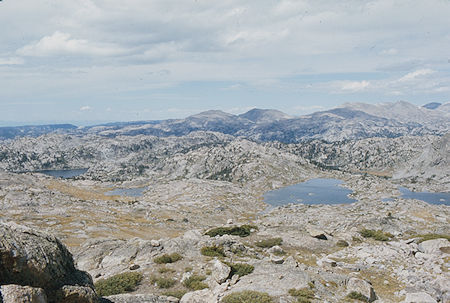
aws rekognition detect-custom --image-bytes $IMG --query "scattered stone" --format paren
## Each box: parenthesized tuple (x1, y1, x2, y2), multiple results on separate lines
(283, 256, 298, 268)
(317, 257, 337, 268)
(151, 240, 161, 247)
(106, 293, 176, 303)
(180, 289, 217, 303)
(227, 219, 233, 225)
(307, 228, 328, 240)
(229, 275, 239, 286)
(212, 259, 231, 284)
(403, 292, 437, 303)
(418, 239, 450, 255)
(270, 255, 284, 264)
(55, 285, 97, 303)
(346, 278, 377, 302)
(129, 264, 140, 270)
(267, 245, 284, 254)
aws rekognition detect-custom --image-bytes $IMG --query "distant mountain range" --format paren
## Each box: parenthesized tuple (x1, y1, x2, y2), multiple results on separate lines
(0, 124, 77, 141)
(1, 101, 448, 142)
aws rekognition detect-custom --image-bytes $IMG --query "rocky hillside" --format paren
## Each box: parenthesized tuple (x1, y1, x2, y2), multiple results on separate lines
(0, 131, 448, 190)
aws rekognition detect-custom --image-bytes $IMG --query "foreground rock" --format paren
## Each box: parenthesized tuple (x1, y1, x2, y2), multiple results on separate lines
(0, 222, 97, 303)
(0, 285, 47, 303)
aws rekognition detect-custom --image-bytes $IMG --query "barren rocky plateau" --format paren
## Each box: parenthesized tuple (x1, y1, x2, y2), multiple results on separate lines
(0, 102, 449, 303)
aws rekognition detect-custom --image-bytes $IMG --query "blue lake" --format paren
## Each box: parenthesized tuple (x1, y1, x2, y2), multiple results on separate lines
(399, 187, 449, 206)
(104, 187, 148, 197)
(264, 178, 356, 206)
(37, 168, 88, 179)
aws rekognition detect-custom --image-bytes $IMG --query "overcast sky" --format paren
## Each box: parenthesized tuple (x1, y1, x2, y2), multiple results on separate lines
(1, 0, 449, 125)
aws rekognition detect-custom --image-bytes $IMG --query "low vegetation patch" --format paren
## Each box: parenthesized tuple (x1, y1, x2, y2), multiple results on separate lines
(415, 233, 450, 243)
(94, 272, 143, 297)
(158, 267, 175, 274)
(205, 225, 258, 237)
(154, 253, 183, 264)
(183, 274, 208, 290)
(359, 229, 393, 241)
(151, 276, 176, 289)
(255, 237, 282, 248)
(221, 290, 273, 303)
(352, 236, 362, 243)
(228, 263, 254, 277)
(336, 240, 349, 247)
(201, 245, 226, 257)
(347, 291, 369, 302)
(288, 288, 315, 303)
(162, 290, 187, 299)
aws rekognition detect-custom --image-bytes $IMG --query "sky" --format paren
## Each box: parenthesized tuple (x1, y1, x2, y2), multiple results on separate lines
(1, 0, 450, 126)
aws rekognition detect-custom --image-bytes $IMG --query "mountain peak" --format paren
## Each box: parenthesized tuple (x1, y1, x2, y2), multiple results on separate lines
(188, 110, 235, 120)
(239, 108, 292, 123)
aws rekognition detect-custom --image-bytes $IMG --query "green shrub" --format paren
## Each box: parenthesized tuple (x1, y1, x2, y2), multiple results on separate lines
(229, 263, 254, 277)
(162, 290, 187, 299)
(336, 240, 349, 247)
(205, 225, 258, 237)
(200, 245, 226, 257)
(151, 276, 176, 289)
(288, 288, 315, 302)
(183, 274, 208, 290)
(352, 236, 362, 243)
(221, 290, 273, 303)
(415, 233, 450, 243)
(158, 267, 175, 273)
(94, 272, 143, 297)
(255, 237, 282, 248)
(359, 229, 393, 241)
(347, 291, 369, 302)
(154, 253, 183, 264)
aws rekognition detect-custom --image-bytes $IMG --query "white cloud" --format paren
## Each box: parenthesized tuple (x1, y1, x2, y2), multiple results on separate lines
(1, 0, 450, 124)
(80, 106, 91, 111)
(380, 48, 398, 55)
(0, 57, 24, 65)
(17, 31, 126, 57)
(341, 80, 370, 92)
(398, 69, 435, 82)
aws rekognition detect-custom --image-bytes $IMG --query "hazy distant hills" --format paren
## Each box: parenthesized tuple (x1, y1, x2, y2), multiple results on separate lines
(339, 101, 450, 129)
(1, 101, 448, 142)
(0, 124, 77, 141)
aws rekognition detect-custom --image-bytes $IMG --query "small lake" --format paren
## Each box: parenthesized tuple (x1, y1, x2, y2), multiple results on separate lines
(399, 187, 449, 206)
(37, 168, 88, 179)
(104, 187, 148, 197)
(264, 178, 356, 206)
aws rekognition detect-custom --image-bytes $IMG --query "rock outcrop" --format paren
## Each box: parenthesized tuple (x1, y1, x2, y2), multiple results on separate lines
(0, 222, 97, 303)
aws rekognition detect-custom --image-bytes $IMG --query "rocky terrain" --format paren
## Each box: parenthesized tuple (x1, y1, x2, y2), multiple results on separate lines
(0, 101, 449, 302)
